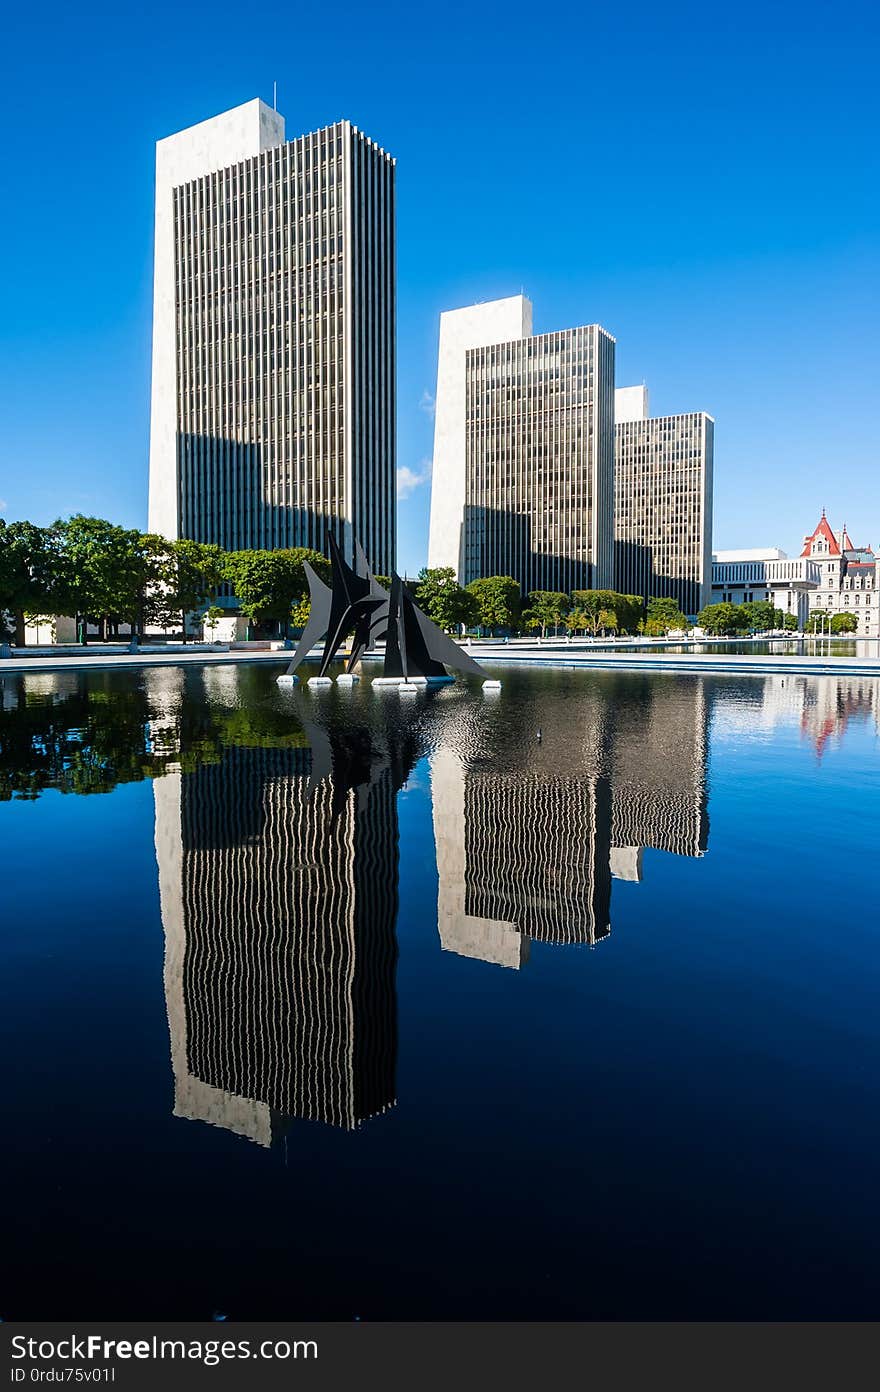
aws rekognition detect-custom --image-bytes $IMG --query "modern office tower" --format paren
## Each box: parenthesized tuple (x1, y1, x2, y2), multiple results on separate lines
(614, 386, 714, 618)
(428, 296, 616, 594)
(155, 733, 399, 1145)
(615, 383, 649, 424)
(148, 98, 396, 573)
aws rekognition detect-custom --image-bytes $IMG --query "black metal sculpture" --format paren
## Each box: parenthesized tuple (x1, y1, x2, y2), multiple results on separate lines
(283, 535, 485, 682)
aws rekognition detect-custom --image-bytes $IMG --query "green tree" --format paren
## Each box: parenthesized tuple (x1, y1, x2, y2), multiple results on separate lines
(571, 589, 644, 636)
(465, 575, 521, 634)
(783, 612, 799, 632)
(615, 594, 646, 635)
(223, 548, 330, 636)
(53, 516, 155, 642)
(201, 605, 225, 641)
(0, 519, 61, 646)
(521, 590, 568, 638)
(290, 595, 312, 633)
(570, 590, 612, 636)
(831, 611, 858, 634)
(152, 539, 227, 642)
(805, 609, 829, 634)
(647, 596, 689, 634)
(414, 567, 476, 632)
(740, 600, 776, 633)
(697, 601, 749, 635)
(564, 607, 590, 635)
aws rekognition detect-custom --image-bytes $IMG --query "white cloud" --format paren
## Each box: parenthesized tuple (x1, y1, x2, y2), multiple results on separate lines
(0, 499, 8, 514)
(396, 458, 433, 500)
(418, 389, 435, 418)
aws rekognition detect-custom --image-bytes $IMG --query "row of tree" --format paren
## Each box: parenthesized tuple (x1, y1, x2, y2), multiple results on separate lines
(0, 516, 331, 645)
(414, 570, 657, 636)
(696, 599, 854, 635)
(0, 519, 670, 644)
(7, 515, 836, 647)
(802, 609, 858, 635)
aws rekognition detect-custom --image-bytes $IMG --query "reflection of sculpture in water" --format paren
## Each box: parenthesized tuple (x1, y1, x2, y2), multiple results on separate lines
(155, 697, 408, 1146)
(430, 675, 711, 970)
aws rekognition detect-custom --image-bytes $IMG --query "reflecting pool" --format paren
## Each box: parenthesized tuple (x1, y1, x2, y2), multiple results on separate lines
(2, 663, 879, 1318)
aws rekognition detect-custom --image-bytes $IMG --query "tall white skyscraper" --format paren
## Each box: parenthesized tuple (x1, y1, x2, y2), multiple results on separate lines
(614, 385, 714, 617)
(148, 99, 396, 573)
(428, 296, 616, 595)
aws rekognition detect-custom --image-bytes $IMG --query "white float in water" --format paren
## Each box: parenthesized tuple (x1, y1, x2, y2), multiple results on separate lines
(336, 672, 360, 685)
(399, 682, 419, 694)
(307, 675, 333, 687)
(482, 679, 502, 690)
(276, 673, 299, 686)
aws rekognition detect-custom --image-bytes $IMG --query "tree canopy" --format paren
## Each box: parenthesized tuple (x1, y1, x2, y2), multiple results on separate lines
(521, 590, 568, 637)
(831, 611, 858, 634)
(697, 601, 749, 635)
(0, 519, 61, 645)
(465, 575, 520, 633)
(739, 600, 777, 632)
(569, 590, 644, 635)
(414, 567, 476, 632)
(222, 548, 330, 634)
(645, 596, 689, 635)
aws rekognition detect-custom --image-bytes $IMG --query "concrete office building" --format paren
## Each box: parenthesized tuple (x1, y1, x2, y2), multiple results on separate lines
(711, 547, 820, 627)
(614, 386, 714, 618)
(148, 98, 396, 574)
(428, 296, 616, 595)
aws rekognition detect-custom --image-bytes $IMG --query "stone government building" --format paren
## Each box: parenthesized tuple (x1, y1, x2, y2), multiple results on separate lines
(800, 513, 879, 635)
(711, 512, 879, 634)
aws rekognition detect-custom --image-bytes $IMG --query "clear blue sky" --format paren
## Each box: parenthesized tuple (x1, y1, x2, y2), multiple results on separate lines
(1, 0, 877, 573)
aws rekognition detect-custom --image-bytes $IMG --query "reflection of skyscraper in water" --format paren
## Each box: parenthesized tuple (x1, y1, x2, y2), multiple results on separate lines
(432, 748, 530, 969)
(431, 694, 614, 966)
(462, 770, 613, 947)
(609, 677, 710, 877)
(431, 676, 711, 966)
(155, 741, 399, 1146)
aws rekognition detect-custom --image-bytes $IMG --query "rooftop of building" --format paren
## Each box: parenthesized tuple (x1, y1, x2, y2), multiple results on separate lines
(801, 510, 842, 556)
(802, 511, 877, 561)
(615, 382, 713, 426)
(713, 548, 787, 563)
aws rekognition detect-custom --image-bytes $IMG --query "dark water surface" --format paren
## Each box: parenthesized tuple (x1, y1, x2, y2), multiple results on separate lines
(2, 662, 879, 1319)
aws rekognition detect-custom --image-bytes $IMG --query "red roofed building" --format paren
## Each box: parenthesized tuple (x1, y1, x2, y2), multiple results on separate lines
(802, 511, 879, 636)
(800, 510, 841, 558)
